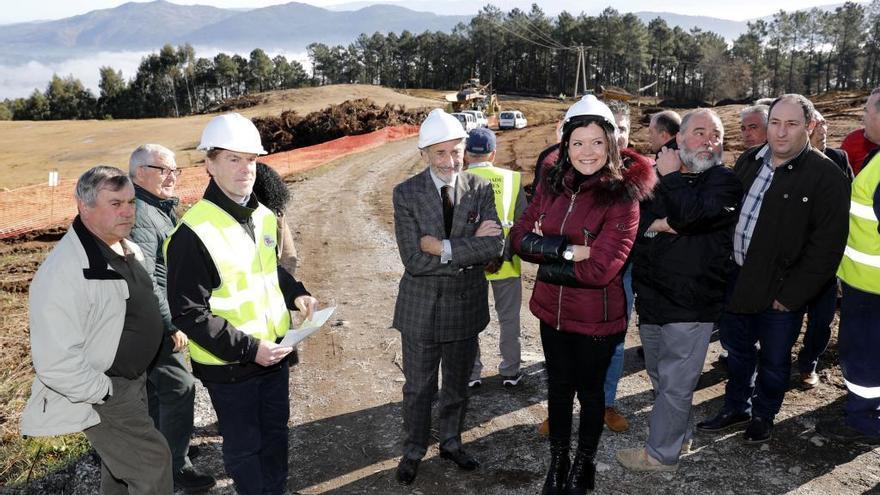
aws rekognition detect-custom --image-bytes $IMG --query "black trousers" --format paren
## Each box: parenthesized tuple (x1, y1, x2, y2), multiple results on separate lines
(540, 321, 621, 452)
(204, 365, 290, 495)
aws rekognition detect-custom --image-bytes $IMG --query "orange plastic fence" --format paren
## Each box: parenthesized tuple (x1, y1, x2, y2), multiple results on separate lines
(0, 125, 419, 239)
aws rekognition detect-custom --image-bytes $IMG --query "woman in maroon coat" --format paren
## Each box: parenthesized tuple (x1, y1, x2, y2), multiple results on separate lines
(511, 96, 655, 494)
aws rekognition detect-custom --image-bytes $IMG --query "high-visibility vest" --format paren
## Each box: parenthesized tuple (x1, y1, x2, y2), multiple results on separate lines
(467, 164, 522, 280)
(166, 200, 291, 365)
(838, 153, 880, 295)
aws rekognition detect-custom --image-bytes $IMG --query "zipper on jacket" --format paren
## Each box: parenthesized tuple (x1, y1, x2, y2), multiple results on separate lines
(603, 287, 608, 322)
(43, 397, 47, 413)
(556, 189, 579, 330)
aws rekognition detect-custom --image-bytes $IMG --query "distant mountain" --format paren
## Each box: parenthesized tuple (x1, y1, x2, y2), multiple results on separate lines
(0, 1, 236, 52)
(0, 0, 469, 64)
(184, 3, 470, 50)
(632, 12, 747, 41)
(0, 0, 861, 66)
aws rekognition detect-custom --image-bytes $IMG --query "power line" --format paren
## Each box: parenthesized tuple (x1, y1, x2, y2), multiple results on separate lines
(484, 15, 571, 52)
(506, 14, 569, 50)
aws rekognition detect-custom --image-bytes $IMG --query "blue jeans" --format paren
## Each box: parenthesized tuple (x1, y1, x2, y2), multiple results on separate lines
(604, 264, 633, 407)
(204, 365, 290, 495)
(839, 283, 880, 436)
(797, 278, 837, 374)
(720, 306, 804, 421)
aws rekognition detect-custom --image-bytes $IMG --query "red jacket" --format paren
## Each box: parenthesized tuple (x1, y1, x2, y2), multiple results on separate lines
(841, 128, 879, 176)
(511, 159, 656, 336)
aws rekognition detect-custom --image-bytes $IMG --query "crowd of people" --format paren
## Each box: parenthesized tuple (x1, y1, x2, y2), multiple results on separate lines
(392, 89, 880, 493)
(16, 87, 880, 495)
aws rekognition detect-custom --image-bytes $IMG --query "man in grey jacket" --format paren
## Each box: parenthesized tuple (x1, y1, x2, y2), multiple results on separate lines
(129, 144, 215, 492)
(22, 166, 172, 493)
(392, 109, 503, 485)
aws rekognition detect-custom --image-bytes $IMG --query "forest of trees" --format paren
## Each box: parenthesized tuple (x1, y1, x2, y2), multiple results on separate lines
(2, 1, 879, 121)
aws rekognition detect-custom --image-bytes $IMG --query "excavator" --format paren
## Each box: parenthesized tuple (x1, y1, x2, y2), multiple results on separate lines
(445, 78, 500, 114)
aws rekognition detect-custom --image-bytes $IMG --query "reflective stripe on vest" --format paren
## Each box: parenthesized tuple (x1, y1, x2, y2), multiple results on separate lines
(171, 200, 291, 365)
(838, 153, 880, 295)
(466, 166, 522, 280)
(844, 378, 880, 399)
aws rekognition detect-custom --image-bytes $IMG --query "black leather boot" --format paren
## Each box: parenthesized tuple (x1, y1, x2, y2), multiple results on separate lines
(563, 448, 596, 494)
(542, 440, 570, 495)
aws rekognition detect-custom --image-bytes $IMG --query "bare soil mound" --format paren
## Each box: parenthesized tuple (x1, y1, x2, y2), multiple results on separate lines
(253, 99, 430, 154)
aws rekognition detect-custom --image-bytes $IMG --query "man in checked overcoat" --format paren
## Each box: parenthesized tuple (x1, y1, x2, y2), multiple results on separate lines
(391, 109, 504, 485)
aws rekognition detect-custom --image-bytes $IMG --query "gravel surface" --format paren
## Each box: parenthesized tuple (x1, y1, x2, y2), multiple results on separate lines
(12, 137, 880, 495)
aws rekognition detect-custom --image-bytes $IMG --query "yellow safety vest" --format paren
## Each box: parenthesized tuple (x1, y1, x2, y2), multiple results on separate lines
(165, 200, 291, 365)
(467, 164, 522, 280)
(838, 153, 880, 295)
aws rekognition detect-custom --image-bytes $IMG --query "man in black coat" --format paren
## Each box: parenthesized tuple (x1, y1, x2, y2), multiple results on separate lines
(697, 95, 850, 444)
(648, 110, 681, 157)
(794, 110, 856, 389)
(618, 109, 742, 472)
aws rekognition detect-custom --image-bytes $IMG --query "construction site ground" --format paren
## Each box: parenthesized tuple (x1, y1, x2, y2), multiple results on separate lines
(1, 85, 878, 494)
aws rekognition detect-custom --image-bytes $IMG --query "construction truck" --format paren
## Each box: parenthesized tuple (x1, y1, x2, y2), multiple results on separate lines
(445, 78, 500, 115)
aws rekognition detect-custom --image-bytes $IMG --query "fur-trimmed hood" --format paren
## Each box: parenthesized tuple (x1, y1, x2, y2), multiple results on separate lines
(558, 151, 657, 206)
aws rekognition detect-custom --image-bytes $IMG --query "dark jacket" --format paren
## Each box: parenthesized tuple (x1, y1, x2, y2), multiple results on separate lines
(511, 159, 656, 336)
(130, 184, 178, 335)
(526, 142, 560, 203)
(632, 165, 743, 324)
(165, 180, 310, 383)
(655, 137, 678, 159)
(729, 145, 850, 313)
(820, 147, 855, 181)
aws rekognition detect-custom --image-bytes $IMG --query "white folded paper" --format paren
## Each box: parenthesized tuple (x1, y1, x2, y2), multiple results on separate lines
(279, 306, 337, 347)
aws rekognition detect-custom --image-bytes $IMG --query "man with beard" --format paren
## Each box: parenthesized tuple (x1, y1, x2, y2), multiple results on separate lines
(617, 109, 742, 471)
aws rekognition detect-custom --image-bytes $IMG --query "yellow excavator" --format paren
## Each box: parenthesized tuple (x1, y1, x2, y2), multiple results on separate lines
(445, 78, 500, 114)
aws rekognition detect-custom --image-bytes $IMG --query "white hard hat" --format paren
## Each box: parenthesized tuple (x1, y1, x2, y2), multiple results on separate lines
(198, 113, 268, 155)
(563, 95, 617, 131)
(418, 109, 469, 149)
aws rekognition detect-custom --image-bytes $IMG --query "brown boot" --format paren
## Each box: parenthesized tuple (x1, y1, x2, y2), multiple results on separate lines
(604, 407, 629, 433)
(538, 417, 550, 437)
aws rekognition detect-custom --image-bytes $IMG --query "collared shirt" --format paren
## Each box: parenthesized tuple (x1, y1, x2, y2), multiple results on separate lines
(428, 167, 456, 263)
(733, 145, 774, 266)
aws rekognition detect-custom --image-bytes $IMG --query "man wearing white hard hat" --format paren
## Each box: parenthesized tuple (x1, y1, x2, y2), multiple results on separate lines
(392, 108, 503, 485)
(165, 113, 318, 495)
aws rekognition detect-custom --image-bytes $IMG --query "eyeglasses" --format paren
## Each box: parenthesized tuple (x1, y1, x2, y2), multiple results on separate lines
(142, 165, 182, 178)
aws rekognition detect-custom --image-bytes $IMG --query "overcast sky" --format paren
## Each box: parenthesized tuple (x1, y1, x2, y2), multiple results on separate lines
(0, 0, 859, 25)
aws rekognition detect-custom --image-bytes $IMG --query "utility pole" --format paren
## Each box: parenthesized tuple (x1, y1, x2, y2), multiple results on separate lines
(573, 46, 590, 98)
(580, 47, 588, 95)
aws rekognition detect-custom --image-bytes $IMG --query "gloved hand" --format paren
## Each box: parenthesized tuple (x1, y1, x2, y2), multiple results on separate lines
(537, 261, 580, 287)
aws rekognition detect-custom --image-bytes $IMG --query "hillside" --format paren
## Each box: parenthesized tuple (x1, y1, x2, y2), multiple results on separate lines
(0, 85, 442, 190)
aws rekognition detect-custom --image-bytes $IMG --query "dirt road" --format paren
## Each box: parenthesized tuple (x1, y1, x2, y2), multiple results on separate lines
(231, 136, 879, 494)
(15, 132, 880, 495)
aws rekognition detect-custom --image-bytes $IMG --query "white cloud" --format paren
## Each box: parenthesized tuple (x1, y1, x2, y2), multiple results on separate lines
(0, 47, 310, 100)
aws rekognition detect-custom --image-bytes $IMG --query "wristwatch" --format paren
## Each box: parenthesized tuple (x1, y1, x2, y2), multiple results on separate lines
(562, 245, 575, 261)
